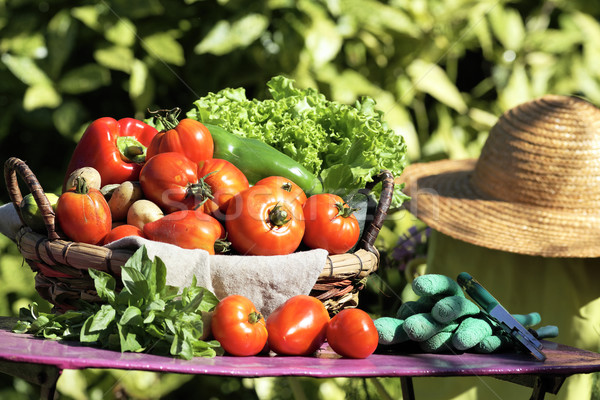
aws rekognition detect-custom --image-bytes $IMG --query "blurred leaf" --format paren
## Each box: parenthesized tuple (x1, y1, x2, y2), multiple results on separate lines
(526, 29, 581, 54)
(130, 59, 155, 114)
(195, 14, 269, 56)
(110, 370, 194, 398)
(422, 104, 470, 160)
(488, 6, 525, 51)
(52, 100, 87, 137)
(110, 0, 165, 19)
(299, 0, 343, 68)
(71, 5, 102, 32)
(0, 32, 45, 58)
(94, 45, 134, 73)
(1, 54, 50, 85)
(130, 59, 148, 99)
(23, 83, 61, 110)
(526, 52, 555, 95)
(142, 32, 185, 66)
(573, 58, 600, 103)
(468, 107, 497, 130)
(572, 11, 600, 42)
(105, 17, 136, 47)
(498, 62, 530, 111)
(58, 64, 111, 94)
(407, 59, 468, 113)
(55, 370, 88, 400)
(340, 0, 420, 37)
(469, 3, 494, 59)
(47, 10, 77, 79)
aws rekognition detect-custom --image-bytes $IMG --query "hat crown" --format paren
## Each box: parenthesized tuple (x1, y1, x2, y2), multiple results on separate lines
(471, 95, 600, 209)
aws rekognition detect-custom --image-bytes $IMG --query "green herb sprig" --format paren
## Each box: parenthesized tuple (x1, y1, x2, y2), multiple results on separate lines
(13, 246, 223, 360)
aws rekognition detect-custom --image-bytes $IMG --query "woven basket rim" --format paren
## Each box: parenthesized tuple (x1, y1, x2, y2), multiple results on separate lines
(5, 157, 395, 312)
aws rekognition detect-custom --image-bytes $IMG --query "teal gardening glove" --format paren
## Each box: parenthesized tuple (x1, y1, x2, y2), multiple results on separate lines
(374, 274, 558, 354)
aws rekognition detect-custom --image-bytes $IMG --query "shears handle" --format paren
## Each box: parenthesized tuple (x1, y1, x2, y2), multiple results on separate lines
(457, 272, 499, 313)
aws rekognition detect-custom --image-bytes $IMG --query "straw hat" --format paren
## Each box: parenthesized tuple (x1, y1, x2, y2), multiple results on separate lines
(400, 94, 600, 258)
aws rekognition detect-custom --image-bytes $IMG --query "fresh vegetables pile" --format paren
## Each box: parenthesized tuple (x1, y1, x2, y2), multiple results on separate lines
(14, 78, 399, 360)
(186, 75, 408, 208)
(36, 105, 367, 256)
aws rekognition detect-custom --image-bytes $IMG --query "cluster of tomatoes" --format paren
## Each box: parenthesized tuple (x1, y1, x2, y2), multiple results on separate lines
(211, 294, 379, 359)
(55, 114, 361, 256)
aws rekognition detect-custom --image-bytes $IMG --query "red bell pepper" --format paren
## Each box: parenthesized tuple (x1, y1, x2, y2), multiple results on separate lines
(63, 117, 158, 191)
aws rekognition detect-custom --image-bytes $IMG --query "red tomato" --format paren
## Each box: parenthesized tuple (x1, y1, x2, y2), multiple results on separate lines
(225, 185, 304, 255)
(211, 295, 268, 356)
(266, 295, 330, 356)
(139, 152, 200, 213)
(142, 209, 225, 254)
(302, 193, 360, 254)
(103, 224, 145, 244)
(56, 178, 112, 245)
(146, 114, 214, 164)
(196, 158, 249, 217)
(326, 308, 379, 359)
(254, 176, 307, 206)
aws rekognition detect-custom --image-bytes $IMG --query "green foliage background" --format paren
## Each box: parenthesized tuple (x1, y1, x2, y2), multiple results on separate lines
(1, 0, 599, 398)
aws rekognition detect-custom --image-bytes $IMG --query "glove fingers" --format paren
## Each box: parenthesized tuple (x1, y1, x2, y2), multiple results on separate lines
(472, 334, 513, 353)
(535, 325, 559, 339)
(374, 317, 410, 345)
(396, 296, 439, 319)
(512, 312, 541, 327)
(403, 313, 458, 342)
(431, 295, 480, 323)
(451, 316, 493, 351)
(419, 331, 454, 354)
(412, 274, 464, 298)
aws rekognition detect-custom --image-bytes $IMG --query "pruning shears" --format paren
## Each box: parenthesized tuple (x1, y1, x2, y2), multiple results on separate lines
(457, 272, 546, 362)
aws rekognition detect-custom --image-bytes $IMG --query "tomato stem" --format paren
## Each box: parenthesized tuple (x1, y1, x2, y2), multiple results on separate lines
(189, 171, 218, 208)
(148, 107, 181, 131)
(335, 202, 357, 218)
(248, 311, 263, 325)
(268, 203, 291, 227)
(74, 177, 89, 195)
(214, 238, 231, 254)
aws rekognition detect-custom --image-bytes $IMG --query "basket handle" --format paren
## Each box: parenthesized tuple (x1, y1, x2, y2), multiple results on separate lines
(4, 157, 60, 240)
(358, 169, 394, 255)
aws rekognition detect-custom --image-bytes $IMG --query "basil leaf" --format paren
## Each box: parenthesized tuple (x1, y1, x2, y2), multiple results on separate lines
(13, 245, 222, 359)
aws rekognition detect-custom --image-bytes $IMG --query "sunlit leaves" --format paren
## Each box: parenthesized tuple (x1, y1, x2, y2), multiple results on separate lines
(407, 60, 468, 114)
(142, 32, 185, 66)
(195, 14, 269, 56)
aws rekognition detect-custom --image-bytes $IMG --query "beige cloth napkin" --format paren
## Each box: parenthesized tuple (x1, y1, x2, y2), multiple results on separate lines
(0, 203, 22, 241)
(0, 203, 327, 317)
(105, 237, 327, 317)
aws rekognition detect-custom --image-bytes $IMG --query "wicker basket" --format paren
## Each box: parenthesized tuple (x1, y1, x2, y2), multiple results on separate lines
(4, 157, 394, 314)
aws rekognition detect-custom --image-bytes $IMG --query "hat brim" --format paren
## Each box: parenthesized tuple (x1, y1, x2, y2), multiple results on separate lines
(400, 159, 600, 258)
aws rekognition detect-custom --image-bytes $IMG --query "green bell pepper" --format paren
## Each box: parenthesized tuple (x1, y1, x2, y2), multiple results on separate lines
(205, 123, 324, 195)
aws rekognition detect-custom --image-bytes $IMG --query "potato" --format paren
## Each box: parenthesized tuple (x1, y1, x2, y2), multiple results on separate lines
(127, 199, 164, 230)
(65, 167, 102, 191)
(108, 181, 143, 221)
(100, 183, 121, 199)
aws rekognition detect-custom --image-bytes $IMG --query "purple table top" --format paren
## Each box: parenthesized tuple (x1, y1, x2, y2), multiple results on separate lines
(1, 317, 600, 378)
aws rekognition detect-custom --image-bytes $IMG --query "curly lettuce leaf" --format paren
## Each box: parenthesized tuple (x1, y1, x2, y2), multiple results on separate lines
(187, 75, 408, 207)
